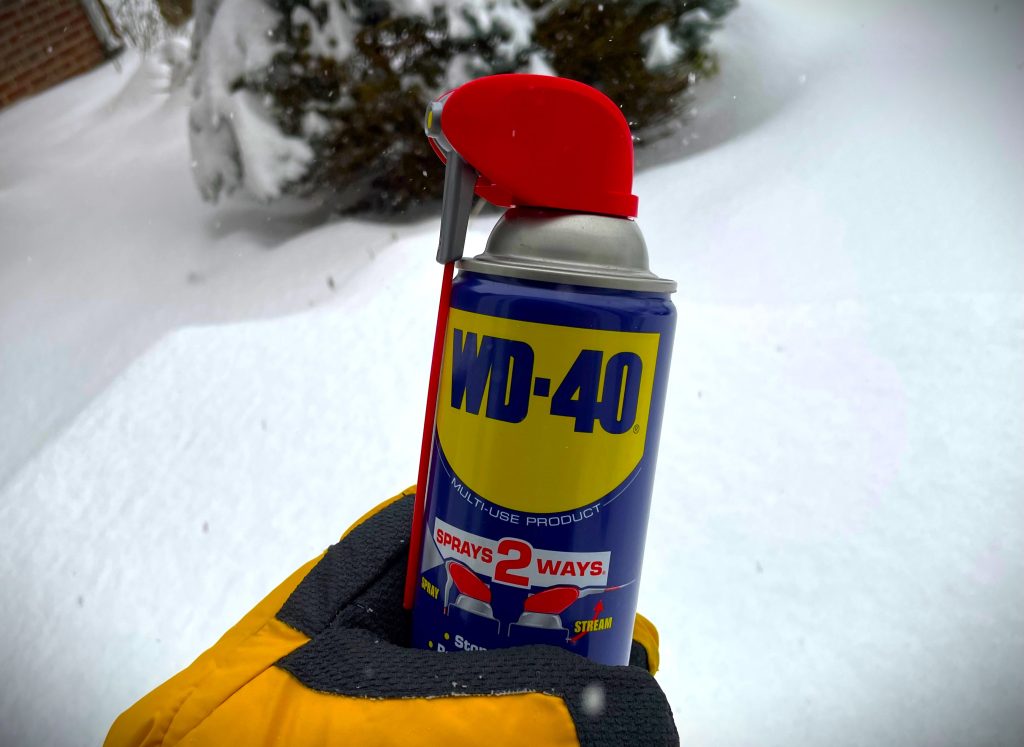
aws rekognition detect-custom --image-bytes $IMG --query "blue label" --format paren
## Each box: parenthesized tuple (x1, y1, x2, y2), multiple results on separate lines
(412, 272, 675, 665)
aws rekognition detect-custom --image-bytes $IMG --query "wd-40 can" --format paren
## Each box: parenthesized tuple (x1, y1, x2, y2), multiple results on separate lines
(405, 74, 676, 665)
(411, 207, 676, 665)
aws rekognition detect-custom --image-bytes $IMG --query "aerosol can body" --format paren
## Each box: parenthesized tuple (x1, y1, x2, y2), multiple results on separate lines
(405, 75, 676, 665)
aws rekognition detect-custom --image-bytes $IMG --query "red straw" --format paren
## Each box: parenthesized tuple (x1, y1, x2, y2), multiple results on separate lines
(404, 261, 455, 609)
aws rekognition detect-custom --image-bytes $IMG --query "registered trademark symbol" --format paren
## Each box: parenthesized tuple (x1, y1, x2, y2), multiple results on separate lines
(633, 424, 640, 434)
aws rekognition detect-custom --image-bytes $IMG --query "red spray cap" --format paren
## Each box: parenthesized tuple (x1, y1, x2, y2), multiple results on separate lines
(428, 74, 638, 218)
(425, 74, 638, 265)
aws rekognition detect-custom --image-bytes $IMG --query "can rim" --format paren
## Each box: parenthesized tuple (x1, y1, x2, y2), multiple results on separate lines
(458, 255, 677, 293)
(463, 208, 678, 294)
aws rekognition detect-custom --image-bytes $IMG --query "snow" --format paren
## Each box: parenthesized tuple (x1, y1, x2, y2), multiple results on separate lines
(526, 50, 556, 77)
(301, 109, 331, 137)
(99, 0, 168, 52)
(189, 0, 313, 201)
(446, 0, 536, 71)
(643, 24, 683, 70)
(290, 2, 356, 61)
(1, 1, 1023, 746)
(387, 0, 537, 57)
(227, 88, 315, 199)
(471, 1, 535, 63)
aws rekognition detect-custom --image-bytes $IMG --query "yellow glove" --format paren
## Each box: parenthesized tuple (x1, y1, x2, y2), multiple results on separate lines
(105, 488, 676, 747)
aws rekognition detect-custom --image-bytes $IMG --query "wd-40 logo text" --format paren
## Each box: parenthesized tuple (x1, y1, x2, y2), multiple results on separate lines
(436, 308, 661, 513)
(451, 330, 643, 434)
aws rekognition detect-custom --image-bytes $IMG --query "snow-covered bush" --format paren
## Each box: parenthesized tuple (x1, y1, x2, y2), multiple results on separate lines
(156, 0, 193, 26)
(189, 0, 735, 214)
(103, 0, 172, 50)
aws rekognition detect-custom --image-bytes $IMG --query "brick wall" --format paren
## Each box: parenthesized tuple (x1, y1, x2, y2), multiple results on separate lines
(0, 0, 113, 109)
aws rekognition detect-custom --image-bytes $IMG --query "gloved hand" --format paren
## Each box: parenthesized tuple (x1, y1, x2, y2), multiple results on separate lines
(105, 488, 679, 747)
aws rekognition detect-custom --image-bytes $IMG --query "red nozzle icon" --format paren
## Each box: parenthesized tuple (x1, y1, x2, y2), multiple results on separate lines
(427, 74, 638, 219)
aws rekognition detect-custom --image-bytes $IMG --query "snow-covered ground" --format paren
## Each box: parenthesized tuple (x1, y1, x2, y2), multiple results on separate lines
(2, 1, 1022, 746)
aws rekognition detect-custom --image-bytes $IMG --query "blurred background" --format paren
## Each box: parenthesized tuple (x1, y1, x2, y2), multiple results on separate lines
(1, 1, 1022, 746)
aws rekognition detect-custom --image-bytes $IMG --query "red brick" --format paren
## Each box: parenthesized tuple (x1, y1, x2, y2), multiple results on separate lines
(5, 61, 27, 81)
(20, 57, 47, 75)
(0, 0, 108, 109)
(73, 54, 103, 73)
(29, 25, 52, 40)
(2, 34, 26, 47)
(69, 45, 98, 63)
(24, 25, 51, 41)
(64, 42, 88, 60)
(27, 42, 56, 60)
(58, 25, 92, 49)
(74, 35, 103, 53)
(36, 19, 65, 35)
(15, 14, 40, 33)
(13, 28, 49, 51)
(54, 28, 87, 51)
(52, 8, 76, 26)
(0, 62, 20, 82)
(25, 66, 49, 85)
(67, 31, 97, 51)
(11, 52, 39, 71)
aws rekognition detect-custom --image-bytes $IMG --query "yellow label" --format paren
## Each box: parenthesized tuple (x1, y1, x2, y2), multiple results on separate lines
(435, 308, 660, 513)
